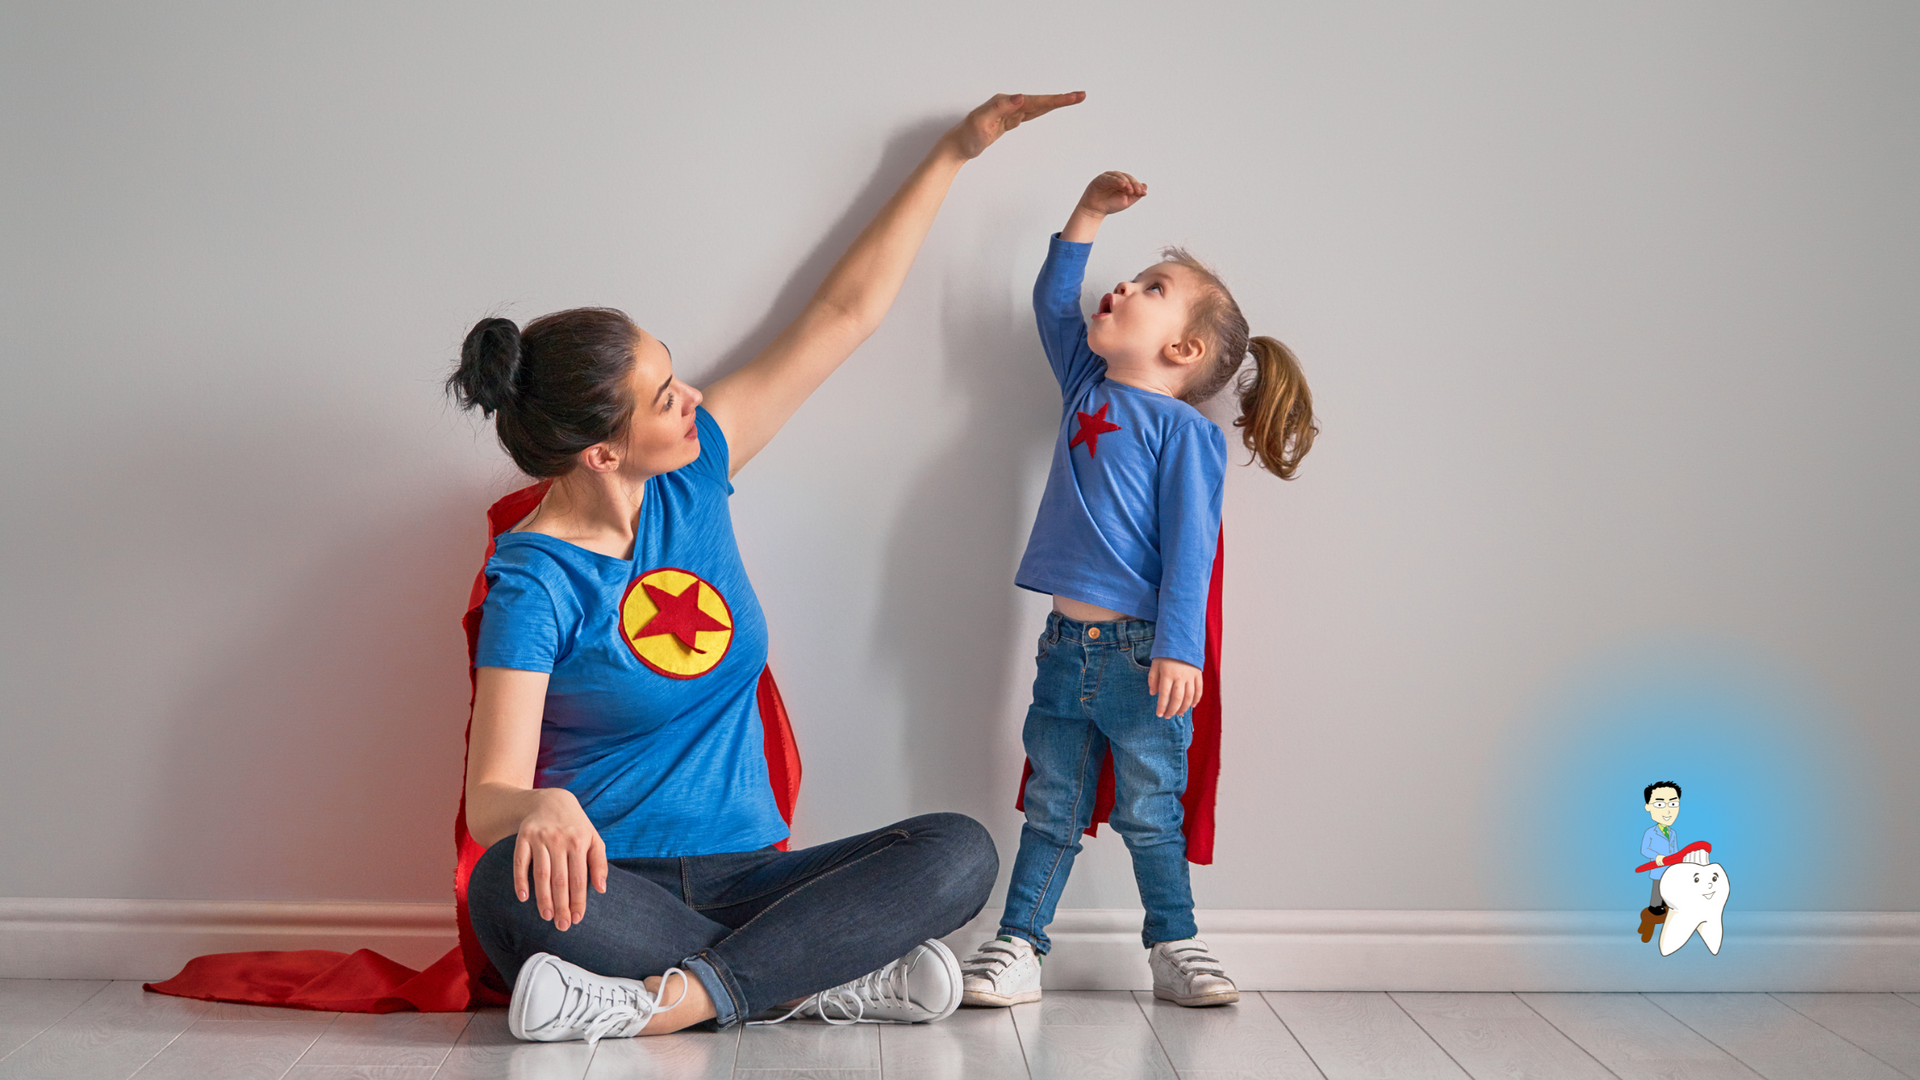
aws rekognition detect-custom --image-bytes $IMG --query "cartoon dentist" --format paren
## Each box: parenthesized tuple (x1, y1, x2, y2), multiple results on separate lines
(1637, 781, 1682, 942)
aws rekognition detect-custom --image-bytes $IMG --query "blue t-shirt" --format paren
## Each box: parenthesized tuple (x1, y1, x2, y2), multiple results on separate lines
(474, 406, 789, 859)
(1014, 234, 1228, 668)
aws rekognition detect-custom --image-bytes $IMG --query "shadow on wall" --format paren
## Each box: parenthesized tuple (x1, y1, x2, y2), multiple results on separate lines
(702, 117, 955, 385)
(869, 237, 1061, 826)
(127, 460, 495, 902)
(697, 112, 1059, 827)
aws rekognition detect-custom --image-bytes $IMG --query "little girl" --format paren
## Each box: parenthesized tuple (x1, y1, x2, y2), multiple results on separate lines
(960, 171, 1315, 1008)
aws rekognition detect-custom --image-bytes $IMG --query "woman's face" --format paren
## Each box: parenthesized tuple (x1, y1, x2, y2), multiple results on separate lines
(615, 329, 704, 477)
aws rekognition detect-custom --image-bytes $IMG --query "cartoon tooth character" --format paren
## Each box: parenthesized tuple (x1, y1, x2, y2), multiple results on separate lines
(1658, 856, 1729, 956)
(1637, 781, 1684, 942)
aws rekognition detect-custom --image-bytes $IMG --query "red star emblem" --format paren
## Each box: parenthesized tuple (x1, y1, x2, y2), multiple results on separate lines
(1069, 402, 1124, 457)
(633, 579, 729, 654)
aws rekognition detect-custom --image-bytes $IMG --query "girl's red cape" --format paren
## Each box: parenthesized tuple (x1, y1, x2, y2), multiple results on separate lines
(1016, 526, 1224, 865)
(146, 482, 803, 1012)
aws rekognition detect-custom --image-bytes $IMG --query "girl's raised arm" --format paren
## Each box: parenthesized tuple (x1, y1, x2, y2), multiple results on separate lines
(702, 91, 1083, 475)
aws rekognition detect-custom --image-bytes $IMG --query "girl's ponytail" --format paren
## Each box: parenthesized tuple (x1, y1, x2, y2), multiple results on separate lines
(1158, 247, 1318, 480)
(1235, 335, 1316, 480)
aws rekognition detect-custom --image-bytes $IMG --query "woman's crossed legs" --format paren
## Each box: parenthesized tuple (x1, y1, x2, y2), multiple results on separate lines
(468, 812, 997, 1029)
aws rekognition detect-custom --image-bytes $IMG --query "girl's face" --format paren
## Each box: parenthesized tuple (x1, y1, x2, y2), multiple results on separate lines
(1086, 261, 1203, 369)
(612, 329, 703, 477)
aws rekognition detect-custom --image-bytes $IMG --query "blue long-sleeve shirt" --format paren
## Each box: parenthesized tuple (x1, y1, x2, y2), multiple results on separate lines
(1642, 824, 1681, 879)
(1013, 234, 1227, 668)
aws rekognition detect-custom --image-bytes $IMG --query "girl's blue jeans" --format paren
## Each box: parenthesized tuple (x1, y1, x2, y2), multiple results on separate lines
(468, 812, 996, 1028)
(998, 612, 1197, 952)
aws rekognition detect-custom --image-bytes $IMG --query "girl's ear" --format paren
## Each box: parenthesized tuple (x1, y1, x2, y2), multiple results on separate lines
(1163, 335, 1209, 368)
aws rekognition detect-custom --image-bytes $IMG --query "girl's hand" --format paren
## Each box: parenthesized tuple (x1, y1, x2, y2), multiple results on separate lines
(943, 92, 1085, 161)
(512, 787, 609, 932)
(1148, 657, 1203, 719)
(1078, 171, 1148, 217)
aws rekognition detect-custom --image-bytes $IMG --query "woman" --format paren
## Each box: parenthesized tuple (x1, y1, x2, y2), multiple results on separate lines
(450, 91, 1082, 1042)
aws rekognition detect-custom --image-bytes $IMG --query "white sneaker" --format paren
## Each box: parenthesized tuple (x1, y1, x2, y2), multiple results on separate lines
(959, 936, 1043, 1007)
(1149, 938, 1239, 1007)
(508, 952, 689, 1044)
(753, 940, 964, 1025)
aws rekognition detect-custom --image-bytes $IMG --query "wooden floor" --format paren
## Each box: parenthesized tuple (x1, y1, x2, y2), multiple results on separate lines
(2, 982, 1918, 1079)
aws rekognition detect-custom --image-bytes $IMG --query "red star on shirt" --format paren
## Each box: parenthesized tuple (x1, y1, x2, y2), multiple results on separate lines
(633, 580, 730, 654)
(1069, 402, 1124, 457)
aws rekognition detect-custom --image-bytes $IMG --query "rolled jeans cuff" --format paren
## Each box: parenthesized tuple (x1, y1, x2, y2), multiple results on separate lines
(681, 950, 745, 1029)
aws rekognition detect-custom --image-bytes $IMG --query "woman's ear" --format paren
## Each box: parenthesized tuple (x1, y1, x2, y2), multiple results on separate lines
(580, 441, 622, 474)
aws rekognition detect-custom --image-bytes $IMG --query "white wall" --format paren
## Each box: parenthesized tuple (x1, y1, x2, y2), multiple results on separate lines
(2, 2, 1914, 917)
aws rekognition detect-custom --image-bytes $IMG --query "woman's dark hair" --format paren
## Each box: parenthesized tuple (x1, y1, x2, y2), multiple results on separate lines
(447, 307, 641, 478)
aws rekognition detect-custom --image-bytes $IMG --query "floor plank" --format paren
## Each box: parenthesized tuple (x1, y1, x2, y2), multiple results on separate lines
(0, 979, 108, 1061)
(1130, 991, 1322, 1079)
(1263, 992, 1468, 1080)
(0, 980, 208, 1080)
(584, 1020, 739, 1080)
(734, 1018, 879, 1072)
(1394, 993, 1614, 1080)
(295, 1012, 474, 1070)
(1771, 994, 1920, 1078)
(729, 1060, 879, 1068)
(435, 1009, 593, 1080)
(1648, 993, 1906, 1080)
(130, 1020, 329, 1080)
(879, 1006, 1028, 1080)
(1518, 993, 1762, 1080)
(200, 1001, 340, 1023)
(1010, 992, 1174, 1080)
(284, 1060, 441, 1068)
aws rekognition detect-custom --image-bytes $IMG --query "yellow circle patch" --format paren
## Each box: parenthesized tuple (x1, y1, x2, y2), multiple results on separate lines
(618, 567, 734, 679)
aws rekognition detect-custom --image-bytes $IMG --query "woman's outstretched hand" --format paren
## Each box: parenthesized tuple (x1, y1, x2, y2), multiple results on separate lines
(513, 787, 608, 932)
(943, 91, 1085, 160)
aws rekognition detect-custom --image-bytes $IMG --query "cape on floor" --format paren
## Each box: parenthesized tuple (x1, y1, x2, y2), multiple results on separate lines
(1015, 527, 1223, 866)
(146, 482, 803, 1013)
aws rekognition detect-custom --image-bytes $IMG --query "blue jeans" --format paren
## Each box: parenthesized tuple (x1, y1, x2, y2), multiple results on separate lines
(469, 812, 996, 1028)
(999, 613, 1197, 952)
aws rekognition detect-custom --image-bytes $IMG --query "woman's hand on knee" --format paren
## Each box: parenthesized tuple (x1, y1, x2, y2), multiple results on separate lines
(512, 788, 608, 932)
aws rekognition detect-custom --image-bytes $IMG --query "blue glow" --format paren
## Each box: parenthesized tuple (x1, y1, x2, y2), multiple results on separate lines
(1510, 641, 1863, 913)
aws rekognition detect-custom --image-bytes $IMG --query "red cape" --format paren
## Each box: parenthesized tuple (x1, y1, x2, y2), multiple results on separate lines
(148, 482, 803, 1012)
(1016, 526, 1223, 865)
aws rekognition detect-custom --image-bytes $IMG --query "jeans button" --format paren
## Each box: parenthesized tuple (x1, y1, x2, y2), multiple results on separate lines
(1087, 627, 1101, 640)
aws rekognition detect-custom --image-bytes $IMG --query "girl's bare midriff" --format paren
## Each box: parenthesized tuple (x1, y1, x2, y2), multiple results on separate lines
(1052, 595, 1134, 622)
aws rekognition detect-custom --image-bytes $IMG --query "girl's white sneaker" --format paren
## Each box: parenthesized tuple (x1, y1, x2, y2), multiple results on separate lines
(1149, 938, 1239, 1007)
(507, 952, 688, 1044)
(959, 936, 1043, 1007)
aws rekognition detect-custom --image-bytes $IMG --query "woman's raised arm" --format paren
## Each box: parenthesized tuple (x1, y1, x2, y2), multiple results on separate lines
(702, 91, 1083, 475)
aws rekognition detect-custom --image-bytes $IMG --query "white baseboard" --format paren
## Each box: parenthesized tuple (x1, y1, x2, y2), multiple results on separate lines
(0, 899, 457, 982)
(946, 909, 1920, 993)
(4, 899, 1917, 991)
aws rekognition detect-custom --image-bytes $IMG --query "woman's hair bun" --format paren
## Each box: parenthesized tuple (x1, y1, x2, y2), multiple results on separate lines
(449, 316, 524, 417)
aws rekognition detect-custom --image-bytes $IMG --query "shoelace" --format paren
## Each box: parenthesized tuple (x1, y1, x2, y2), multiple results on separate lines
(1161, 942, 1226, 979)
(748, 953, 916, 1026)
(555, 967, 688, 1046)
